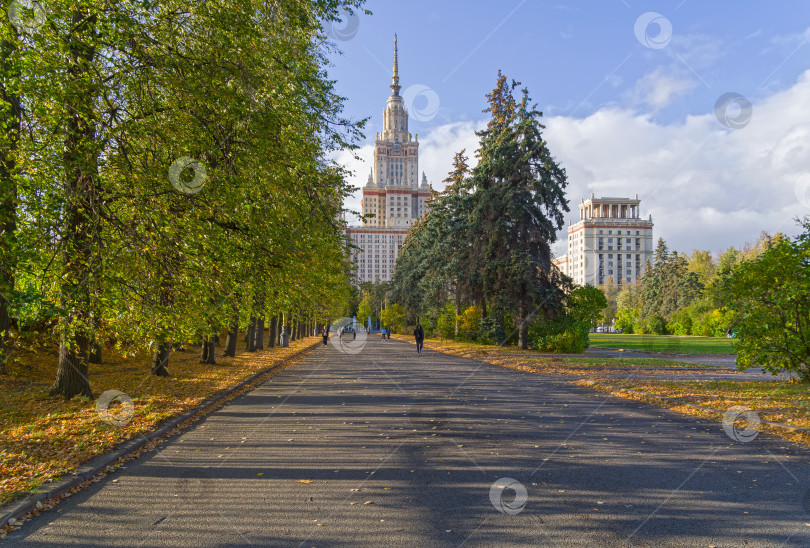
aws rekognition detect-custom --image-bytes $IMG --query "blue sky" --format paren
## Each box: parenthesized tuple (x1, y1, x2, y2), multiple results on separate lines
(327, 1, 810, 256)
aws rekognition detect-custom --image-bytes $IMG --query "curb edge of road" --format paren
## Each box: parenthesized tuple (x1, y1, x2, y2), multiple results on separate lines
(0, 340, 321, 534)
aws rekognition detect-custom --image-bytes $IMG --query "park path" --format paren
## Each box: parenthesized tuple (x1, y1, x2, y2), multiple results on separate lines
(5, 338, 810, 547)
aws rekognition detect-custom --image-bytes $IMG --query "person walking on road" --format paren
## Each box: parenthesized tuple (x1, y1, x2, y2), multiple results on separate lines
(414, 323, 424, 354)
(322, 325, 329, 346)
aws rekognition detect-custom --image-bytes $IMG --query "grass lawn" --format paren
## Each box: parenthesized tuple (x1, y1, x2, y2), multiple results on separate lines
(0, 337, 317, 508)
(589, 333, 736, 354)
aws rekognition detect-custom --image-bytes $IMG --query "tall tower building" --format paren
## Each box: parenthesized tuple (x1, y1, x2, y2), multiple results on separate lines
(345, 35, 432, 283)
(552, 195, 654, 287)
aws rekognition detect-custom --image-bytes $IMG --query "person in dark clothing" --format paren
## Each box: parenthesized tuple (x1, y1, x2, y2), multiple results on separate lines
(322, 325, 328, 345)
(414, 324, 424, 354)
(387, 328, 391, 340)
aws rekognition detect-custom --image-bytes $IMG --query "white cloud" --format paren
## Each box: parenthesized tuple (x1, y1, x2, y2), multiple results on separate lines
(631, 68, 697, 109)
(338, 70, 810, 256)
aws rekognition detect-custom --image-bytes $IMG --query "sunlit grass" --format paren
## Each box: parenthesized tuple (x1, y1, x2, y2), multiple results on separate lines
(589, 333, 736, 354)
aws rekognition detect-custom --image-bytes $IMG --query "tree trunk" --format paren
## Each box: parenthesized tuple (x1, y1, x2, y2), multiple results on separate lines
(89, 341, 102, 364)
(455, 296, 461, 339)
(0, 24, 21, 376)
(151, 341, 170, 376)
(245, 317, 256, 352)
(50, 9, 99, 399)
(268, 315, 277, 348)
(201, 337, 216, 364)
(518, 302, 529, 350)
(51, 335, 93, 399)
(254, 316, 264, 349)
(223, 314, 239, 357)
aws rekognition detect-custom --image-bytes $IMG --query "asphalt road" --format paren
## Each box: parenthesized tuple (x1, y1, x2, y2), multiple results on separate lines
(6, 337, 810, 547)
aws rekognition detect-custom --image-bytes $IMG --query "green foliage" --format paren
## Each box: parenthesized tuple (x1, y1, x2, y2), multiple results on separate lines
(531, 315, 588, 354)
(435, 303, 456, 340)
(457, 305, 482, 342)
(528, 286, 601, 353)
(391, 72, 570, 350)
(1, 0, 367, 395)
(648, 315, 667, 335)
(640, 239, 703, 323)
(380, 303, 405, 332)
(717, 219, 810, 380)
(568, 286, 607, 327)
(615, 308, 637, 333)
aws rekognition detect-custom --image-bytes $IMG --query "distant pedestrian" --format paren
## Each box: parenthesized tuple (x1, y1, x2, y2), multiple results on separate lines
(322, 325, 328, 345)
(414, 323, 424, 354)
(387, 328, 391, 340)
(381, 327, 386, 341)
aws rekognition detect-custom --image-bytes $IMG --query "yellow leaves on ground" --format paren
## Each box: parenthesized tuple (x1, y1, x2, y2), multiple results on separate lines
(0, 338, 316, 507)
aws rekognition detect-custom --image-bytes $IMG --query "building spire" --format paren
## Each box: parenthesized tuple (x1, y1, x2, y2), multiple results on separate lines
(390, 33, 401, 96)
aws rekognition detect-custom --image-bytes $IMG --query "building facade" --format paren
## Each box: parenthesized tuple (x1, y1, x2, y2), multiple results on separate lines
(552, 195, 654, 287)
(345, 35, 432, 283)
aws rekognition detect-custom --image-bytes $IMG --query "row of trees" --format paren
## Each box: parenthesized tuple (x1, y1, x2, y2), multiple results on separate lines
(610, 232, 790, 337)
(609, 221, 809, 379)
(0, 0, 366, 397)
(390, 72, 582, 350)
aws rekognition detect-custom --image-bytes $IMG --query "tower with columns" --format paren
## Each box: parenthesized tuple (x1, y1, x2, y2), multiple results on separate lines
(552, 195, 654, 287)
(345, 35, 433, 283)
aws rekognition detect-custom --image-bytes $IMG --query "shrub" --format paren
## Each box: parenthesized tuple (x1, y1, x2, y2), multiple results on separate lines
(435, 303, 456, 340)
(648, 314, 667, 335)
(531, 315, 589, 354)
(615, 308, 637, 334)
